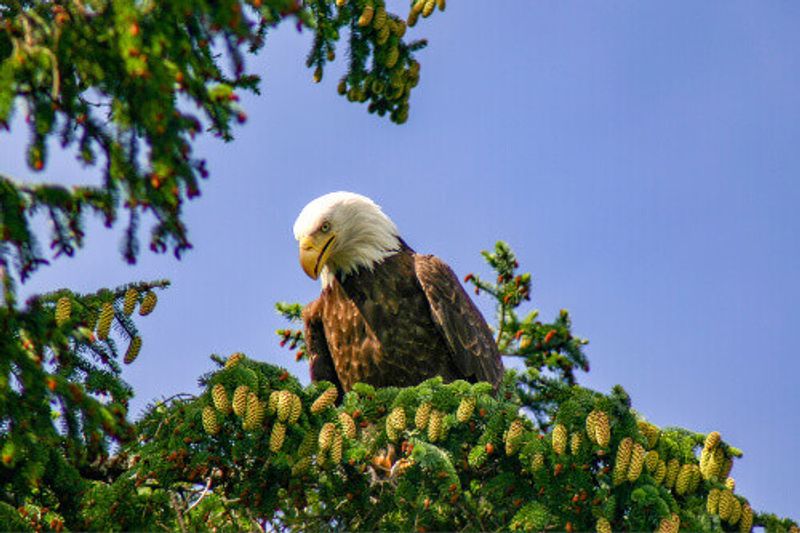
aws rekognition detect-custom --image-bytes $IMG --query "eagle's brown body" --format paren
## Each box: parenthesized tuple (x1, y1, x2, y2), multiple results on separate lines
(303, 245, 504, 392)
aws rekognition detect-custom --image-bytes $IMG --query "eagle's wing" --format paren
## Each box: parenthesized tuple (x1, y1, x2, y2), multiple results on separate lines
(303, 299, 343, 396)
(414, 254, 504, 387)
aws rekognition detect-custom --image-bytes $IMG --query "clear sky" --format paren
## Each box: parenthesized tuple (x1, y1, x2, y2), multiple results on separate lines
(2, 1, 798, 520)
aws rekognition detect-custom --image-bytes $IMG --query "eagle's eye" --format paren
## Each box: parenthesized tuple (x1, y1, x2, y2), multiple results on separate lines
(320, 221, 331, 233)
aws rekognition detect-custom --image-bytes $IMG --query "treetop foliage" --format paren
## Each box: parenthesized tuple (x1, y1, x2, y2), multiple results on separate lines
(1, 2, 798, 531)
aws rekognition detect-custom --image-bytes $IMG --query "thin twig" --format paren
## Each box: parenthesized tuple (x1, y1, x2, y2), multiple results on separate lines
(187, 476, 213, 512)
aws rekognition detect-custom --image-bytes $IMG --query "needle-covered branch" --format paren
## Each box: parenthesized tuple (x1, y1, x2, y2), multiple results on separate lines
(0, 0, 438, 285)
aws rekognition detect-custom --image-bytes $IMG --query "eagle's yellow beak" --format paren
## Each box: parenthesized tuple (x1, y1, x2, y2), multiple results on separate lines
(299, 233, 336, 279)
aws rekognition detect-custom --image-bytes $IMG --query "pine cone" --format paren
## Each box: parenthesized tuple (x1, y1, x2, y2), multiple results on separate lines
(657, 513, 680, 533)
(372, 6, 387, 29)
(506, 419, 525, 456)
(729, 497, 742, 526)
(389, 406, 406, 431)
(202, 405, 220, 435)
(232, 385, 249, 417)
(123, 288, 138, 315)
(224, 352, 244, 368)
(376, 23, 390, 46)
(96, 302, 114, 340)
(124, 336, 142, 364)
(212, 384, 230, 414)
(595, 411, 611, 447)
(311, 387, 338, 414)
(427, 409, 444, 442)
(244, 392, 265, 430)
(705, 431, 722, 451)
(585, 410, 599, 442)
(270, 422, 286, 452)
(358, 4, 374, 26)
(319, 422, 336, 451)
(277, 390, 292, 422)
(570, 432, 583, 456)
(654, 459, 667, 485)
(385, 47, 399, 69)
(725, 476, 736, 490)
(739, 503, 753, 532)
(55, 297, 71, 326)
(436, 0, 446, 11)
(289, 394, 302, 424)
(139, 291, 157, 316)
(689, 464, 702, 493)
(338, 412, 357, 439)
(415, 402, 432, 430)
(707, 488, 720, 514)
(531, 452, 545, 472)
(596, 517, 612, 533)
(675, 463, 692, 495)
(552, 424, 568, 455)
(612, 437, 633, 486)
(330, 432, 343, 464)
(664, 458, 680, 489)
(718, 489, 735, 521)
(268, 390, 280, 415)
(422, 0, 436, 18)
(456, 397, 476, 423)
(645, 450, 659, 472)
(627, 443, 645, 482)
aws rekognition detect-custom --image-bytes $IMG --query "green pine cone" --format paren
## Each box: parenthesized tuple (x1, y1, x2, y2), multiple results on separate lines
(96, 302, 114, 340)
(277, 390, 292, 422)
(675, 463, 692, 495)
(338, 412, 357, 439)
(124, 336, 142, 364)
(212, 384, 231, 414)
(654, 459, 667, 485)
(613, 437, 633, 485)
(595, 411, 611, 447)
(596, 517, 612, 533)
(707, 488, 720, 514)
(415, 402, 432, 430)
(311, 387, 337, 414)
(123, 288, 138, 315)
(552, 423, 568, 455)
(664, 458, 680, 489)
(289, 393, 302, 424)
(427, 409, 444, 442)
(456, 397, 476, 423)
(232, 385, 249, 417)
(330, 432, 343, 464)
(139, 290, 157, 316)
(319, 422, 336, 451)
(202, 405, 220, 435)
(627, 443, 645, 482)
(55, 297, 71, 326)
(270, 422, 286, 452)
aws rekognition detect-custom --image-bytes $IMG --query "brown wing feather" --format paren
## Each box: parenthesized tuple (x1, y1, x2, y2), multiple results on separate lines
(414, 254, 505, 387)
(302, 299, 343, 396)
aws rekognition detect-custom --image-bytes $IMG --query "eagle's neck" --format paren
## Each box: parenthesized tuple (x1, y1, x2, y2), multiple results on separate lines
(321, 239, 413, 289)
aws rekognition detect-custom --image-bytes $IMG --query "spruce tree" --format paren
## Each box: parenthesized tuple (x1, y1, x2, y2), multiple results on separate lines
(1, 2, 798, 531)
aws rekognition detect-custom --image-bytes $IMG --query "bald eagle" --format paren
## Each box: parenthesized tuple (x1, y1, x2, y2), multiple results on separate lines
(293, 192, 504, 394)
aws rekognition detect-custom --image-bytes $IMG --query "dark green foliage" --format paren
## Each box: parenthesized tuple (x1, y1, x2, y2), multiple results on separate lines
(0, 0, 433, 280)
(0, 280, 166, 528)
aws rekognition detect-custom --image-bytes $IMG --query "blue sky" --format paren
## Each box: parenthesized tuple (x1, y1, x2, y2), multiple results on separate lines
(2, 1, 798, 519)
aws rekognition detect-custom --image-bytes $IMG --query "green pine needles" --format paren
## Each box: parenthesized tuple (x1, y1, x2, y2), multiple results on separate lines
(0, 0, 432, 282)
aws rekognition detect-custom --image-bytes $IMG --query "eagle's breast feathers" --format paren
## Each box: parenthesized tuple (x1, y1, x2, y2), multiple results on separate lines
(303, 248, 503, 392)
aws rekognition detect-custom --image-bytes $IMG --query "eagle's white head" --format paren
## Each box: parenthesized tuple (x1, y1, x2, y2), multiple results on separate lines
(293, 192, 402, 288)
